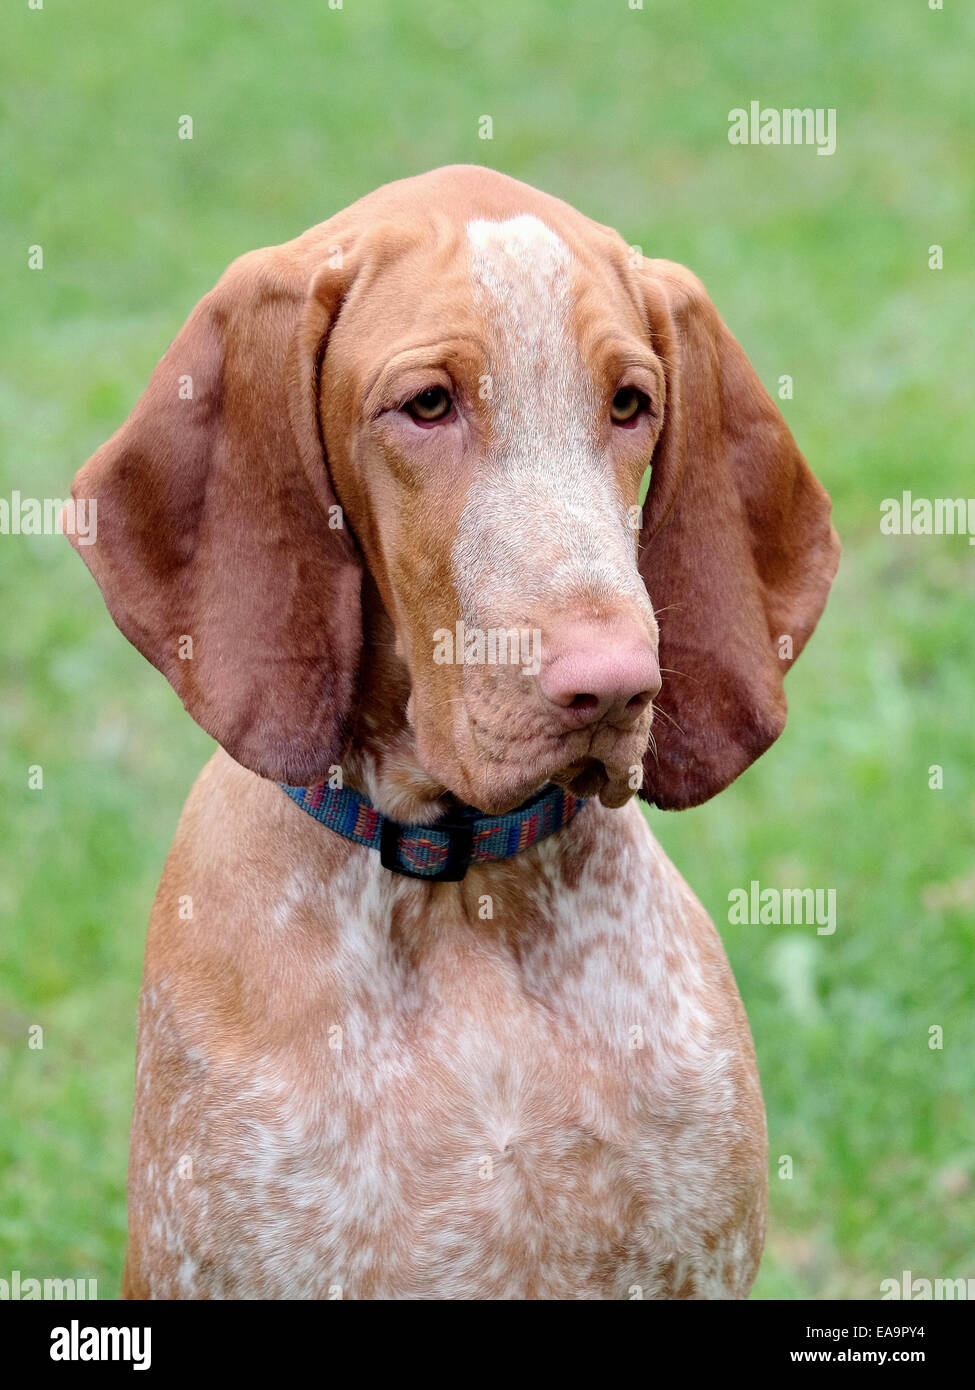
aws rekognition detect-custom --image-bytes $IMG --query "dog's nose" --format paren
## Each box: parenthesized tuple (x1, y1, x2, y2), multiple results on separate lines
(538, 619, 661, 729)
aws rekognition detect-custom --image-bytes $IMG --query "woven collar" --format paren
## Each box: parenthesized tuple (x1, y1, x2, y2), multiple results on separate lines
(279, 780, 585, 882)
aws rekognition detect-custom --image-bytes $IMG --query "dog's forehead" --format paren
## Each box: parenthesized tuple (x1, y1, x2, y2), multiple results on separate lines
(465, 214, 576, 346)
(462, 214, 590, 454)
(461, 213, 650, 369)
(467, 214, 572, 289)
(322, 194, 641, 405)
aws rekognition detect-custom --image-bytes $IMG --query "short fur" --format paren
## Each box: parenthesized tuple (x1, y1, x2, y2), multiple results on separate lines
(68, 165, 839, 1299)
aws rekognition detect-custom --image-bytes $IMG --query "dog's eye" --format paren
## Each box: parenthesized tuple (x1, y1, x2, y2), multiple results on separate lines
(404, 387, 452, 422)
(610, 387, 647, 424)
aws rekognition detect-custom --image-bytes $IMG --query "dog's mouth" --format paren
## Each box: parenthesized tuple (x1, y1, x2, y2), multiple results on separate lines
(551, 757, 619, 800)
(446, 717, 653, 815)
(549, 748, 649, 809)
(407, 669, 655, 816)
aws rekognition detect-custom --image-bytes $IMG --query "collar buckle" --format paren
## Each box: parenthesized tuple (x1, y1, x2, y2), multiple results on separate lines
(379, 816, 475, 882)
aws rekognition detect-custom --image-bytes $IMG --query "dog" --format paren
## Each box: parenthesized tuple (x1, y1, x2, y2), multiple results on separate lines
(67, 165, 839, 1298)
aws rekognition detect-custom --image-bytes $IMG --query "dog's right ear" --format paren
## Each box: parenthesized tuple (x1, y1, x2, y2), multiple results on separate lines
(67, 243, 363, 786)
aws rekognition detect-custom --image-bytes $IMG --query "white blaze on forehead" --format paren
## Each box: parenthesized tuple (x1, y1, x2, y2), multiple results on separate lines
(466, 215, 590, 457)
(454, 216, 649, 621)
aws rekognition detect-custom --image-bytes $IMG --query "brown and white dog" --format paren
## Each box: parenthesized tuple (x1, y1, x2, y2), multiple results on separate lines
(68, 165, 839, 1299)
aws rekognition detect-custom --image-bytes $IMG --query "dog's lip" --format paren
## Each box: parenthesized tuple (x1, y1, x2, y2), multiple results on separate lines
(430, 753, 635, 818)
(551, 760, 606, 798)
(550, 758, 594, 787)
(467, 755, 622, 815)
(414, 706, 651, 815)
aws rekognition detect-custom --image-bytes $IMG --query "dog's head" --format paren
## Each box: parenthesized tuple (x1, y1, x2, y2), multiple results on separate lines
(68, 166, 839, 814)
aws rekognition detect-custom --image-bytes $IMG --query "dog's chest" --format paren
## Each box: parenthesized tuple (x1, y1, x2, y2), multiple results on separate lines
(133, 806, 765, 1298)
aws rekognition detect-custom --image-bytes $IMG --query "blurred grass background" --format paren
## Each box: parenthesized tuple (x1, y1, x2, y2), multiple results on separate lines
(1, 0, 973, 1299)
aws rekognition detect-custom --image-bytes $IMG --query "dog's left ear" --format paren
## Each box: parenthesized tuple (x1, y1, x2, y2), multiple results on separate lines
(637, 259, 840, 810)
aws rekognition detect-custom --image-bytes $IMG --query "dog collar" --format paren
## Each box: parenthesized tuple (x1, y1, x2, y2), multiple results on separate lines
(279, 780, 585, 882)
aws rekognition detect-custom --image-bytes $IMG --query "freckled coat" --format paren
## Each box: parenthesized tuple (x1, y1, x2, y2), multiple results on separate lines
(67, 165, 838, 1299)
(129, 751, 766, 1299)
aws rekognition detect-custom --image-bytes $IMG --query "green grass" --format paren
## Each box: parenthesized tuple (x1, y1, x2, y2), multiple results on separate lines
(2, 0, 973, 1299)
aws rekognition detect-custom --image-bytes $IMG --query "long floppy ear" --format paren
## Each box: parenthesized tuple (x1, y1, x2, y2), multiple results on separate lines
(67, 242, 363, 786)
(638, 260, 840, 810)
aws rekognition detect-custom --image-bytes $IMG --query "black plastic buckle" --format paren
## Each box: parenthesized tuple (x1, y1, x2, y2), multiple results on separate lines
(379, 816, 475, 882)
